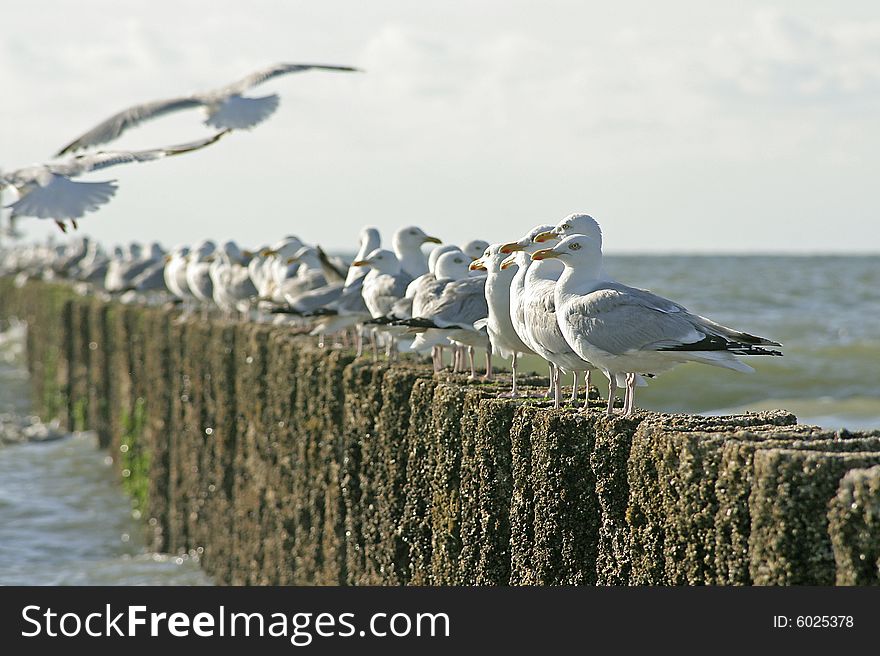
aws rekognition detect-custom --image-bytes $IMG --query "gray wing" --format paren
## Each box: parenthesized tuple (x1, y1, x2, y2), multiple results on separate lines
(229, 269, 258, 299)
(390, 295, 414, 319)
(215, 63, 361, 96)
(288, 282, 344, 313)
(524, 281, 577, 359)
(563, 287, 727, 356)
(411, 274, 444, 317)
(328, 278, 368, 314)
(6, 175, 117, 220)
(130, 263, 168, 291)
(582, 282, 781, 350)
(364, 272, 410, 317)
(55, 97, 206, 155)
(53, 131, 230, 176)
(204, 94, 281, 130)
(428, 276, 488, 328)
(280, 269, 327, 300)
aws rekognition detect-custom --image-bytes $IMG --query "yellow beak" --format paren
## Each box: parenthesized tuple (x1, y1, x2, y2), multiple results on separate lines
(469, 258, 486, 271)
(499, 254, 517, 270)
(530, 248, 559, 261)
(533, 230, 558, 243)
(499, 241, 524, 254)
(260, 248, 278, 257)
(422, 236, 442, 244)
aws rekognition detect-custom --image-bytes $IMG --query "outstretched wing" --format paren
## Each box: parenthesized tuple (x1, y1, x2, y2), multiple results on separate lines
(216, 63, 361, 96)
(6, 176, 118, 220)
(54, 97, 206, 156)
(205, 94, 280, 130)
(53, 130, 230, 176)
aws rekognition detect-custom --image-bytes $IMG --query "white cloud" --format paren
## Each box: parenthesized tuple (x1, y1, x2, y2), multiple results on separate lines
(702, 8, 880, 105)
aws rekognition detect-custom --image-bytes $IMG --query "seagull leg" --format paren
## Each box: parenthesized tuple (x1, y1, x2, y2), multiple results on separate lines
(509, 352, 519, 396)
(545, 363, 555, 398)
(370, 329, 378, 362)
(482, 349, 493, 381)
(355, 325, 364, 358)
(606, 376, 616, 417)
(583, 370, 592, 409)
(432, 345, 442, 372)
(553, 366, 561, 409)
(467, 345, 476, 379)
(386, 336, 398, 361)
(624, 373, 637, 416)
(570, 370, 579, 405)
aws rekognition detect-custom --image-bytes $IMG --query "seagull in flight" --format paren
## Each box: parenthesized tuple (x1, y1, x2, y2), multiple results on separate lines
(55, 62, 361, 155)
(2, 131, 229, 232)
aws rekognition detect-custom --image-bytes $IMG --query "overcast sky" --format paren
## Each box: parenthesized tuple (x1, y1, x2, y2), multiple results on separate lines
(2, 1, 878, 253)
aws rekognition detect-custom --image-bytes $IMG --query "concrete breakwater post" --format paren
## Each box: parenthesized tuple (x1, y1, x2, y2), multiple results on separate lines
(2, 276, 879, 586)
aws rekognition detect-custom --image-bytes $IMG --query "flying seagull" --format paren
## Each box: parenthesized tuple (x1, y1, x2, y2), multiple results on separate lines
(55, 62, 360, 156)
(2, 131, 229, 232)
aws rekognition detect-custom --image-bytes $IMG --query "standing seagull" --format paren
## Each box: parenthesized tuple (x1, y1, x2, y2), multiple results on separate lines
(469, 244, 535, 395)
(534, 234, 783, 416)
(56, 63, 360, 155)
(352, 248, 412, 359)
(1, 132, 228, 232)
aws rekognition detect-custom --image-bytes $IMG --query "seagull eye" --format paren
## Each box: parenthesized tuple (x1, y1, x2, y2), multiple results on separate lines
(562, 224, 571, 230)
(455, 258, 463, 263)
(409, 230, 417, 235)
(569, 242, 581, 251)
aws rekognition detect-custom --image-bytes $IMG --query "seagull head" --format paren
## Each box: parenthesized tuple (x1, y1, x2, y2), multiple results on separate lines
(287, 246, 321, 268)
(427, 244, 461, 273)
(470, 243, 507, 272)
(434, 250, 471, 281)
(460, 239, 489, 261)
(531, 234, 603, 269)
(534, 213, 602, 246)
(358, 226, 382, 252)
(394, 225, 441, 251)
(352, 248, 400, 274)
(501, 224, 556, 253)
(265, 236, 304, 260)
(469, 257, 487, 272)
(499, 250, 530, 270)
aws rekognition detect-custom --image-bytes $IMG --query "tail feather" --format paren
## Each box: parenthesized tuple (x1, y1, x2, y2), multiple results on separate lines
(698, 316, 782, 347)
(660, 333, 783, 357)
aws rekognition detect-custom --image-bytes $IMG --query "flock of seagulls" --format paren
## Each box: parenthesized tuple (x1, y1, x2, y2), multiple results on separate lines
(0, 61, 783, 416)
(1, 215, 783, 416)
(1, 63, 359, 234)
